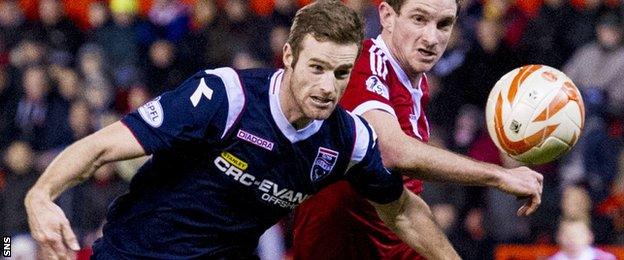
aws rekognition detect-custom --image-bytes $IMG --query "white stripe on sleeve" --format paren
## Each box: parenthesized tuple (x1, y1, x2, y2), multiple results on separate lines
(204, 67, 246, 139)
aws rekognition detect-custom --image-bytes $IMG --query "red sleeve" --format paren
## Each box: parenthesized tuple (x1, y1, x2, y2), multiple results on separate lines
(339, 41, 397, 117)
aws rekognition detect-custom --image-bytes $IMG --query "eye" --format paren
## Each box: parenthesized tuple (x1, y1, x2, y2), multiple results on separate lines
(310, 64, 323, 74)
(412, 15, 426, 25)
(438, 19, 454, 31)
(334, 69, 350, 80)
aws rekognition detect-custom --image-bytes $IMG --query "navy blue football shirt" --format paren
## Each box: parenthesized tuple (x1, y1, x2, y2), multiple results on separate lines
(92, 68, 403, 259)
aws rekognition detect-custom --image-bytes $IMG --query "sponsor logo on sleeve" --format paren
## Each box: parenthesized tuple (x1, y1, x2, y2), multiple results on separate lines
(365, 76, 390, 99)
(138, 97, 164, 128)
(310, 147, 339, 182)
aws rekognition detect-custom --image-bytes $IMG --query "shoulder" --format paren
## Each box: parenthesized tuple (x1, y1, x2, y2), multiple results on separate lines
(353, 38, 391, 81)
(177, 68, 246, 111)
(341, 39, 395, 115)
(348, 38, 392, 101)
(592, 247, 616, 260)
(195, 67, 276, 107)
(174, 67, 250, 137)
(330, 108, 376, 162)
(236, 68, 276, 85)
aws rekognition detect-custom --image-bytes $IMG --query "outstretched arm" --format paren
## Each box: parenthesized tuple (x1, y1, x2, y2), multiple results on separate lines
(363, 109, 543, 216)
(371, 188, 460, 260)
(25, 121, 146, 259)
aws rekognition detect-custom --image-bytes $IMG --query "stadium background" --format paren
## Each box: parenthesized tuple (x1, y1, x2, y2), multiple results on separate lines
(0, 0, 623, 258)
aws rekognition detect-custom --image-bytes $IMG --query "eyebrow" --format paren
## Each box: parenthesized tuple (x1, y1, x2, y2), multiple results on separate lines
(410, 7, 455, 21)
(309, 58, 354, 70)
(410, 7, 432, 15)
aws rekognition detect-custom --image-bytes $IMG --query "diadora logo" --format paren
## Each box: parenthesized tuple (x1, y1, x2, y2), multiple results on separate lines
(237, 130, 274, 151)
(310, 147, 339, 182)
(138, 97, 164, 128)
(214, 151, 309, 209)
(366, 75, 389, 100)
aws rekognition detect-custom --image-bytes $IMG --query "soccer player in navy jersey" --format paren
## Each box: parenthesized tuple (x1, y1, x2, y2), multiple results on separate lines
(25, 1, 461, 259)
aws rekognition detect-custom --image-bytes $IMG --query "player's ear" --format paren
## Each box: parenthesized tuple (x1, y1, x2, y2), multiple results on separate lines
(379, 2, 396, 33)
(283, 43, 294, 69)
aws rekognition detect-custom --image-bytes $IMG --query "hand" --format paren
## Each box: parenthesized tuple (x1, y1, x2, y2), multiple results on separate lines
(25, 192, 80, 260)
(496, 167, 543, 216)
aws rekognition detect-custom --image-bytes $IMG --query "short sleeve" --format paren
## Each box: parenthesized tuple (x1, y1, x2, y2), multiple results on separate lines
(339, 51, 397, 118)
(344, 113, 403, 204)
(122, 68, 245, 154)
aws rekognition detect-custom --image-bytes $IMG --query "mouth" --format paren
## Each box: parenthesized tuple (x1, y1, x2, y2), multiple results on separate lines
(310, 96, 334, 107)
(418, 48, 436, 58)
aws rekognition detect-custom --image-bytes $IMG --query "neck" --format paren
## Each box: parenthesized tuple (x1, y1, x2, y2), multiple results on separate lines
(380, 32, 423, 86)
(279, 69, 312, 129)
(564, 245, 591, 258)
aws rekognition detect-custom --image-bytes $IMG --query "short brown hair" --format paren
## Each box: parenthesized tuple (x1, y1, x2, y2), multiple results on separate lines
(385, 0, 462, 16)
(286, 0, 364, 67)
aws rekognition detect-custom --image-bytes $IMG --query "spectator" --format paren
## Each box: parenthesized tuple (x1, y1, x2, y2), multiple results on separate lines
(50, 66, 83, 102)
(87, 1, 110, 31)
(15, 66, 72, 151)
(84, 80, 113, 115)
(231, 49, 264, 70)
(148, 0, 191, 43)
(68, 100, 94, 141)
(452, 208, 495, 260)
(562, 185, 592, 222)
(449, 104, 483, 155)
(0, 66, 19, 148)
(144, 39, 186, 94)
(77, 43, 109, 85)
(564, 16, 624, 223)
(459, 17, 520, 108)
(215, 0, 271, 64)
(564, 14, 624, 118)
(91, 0, 140, 81)
(0, 141, 38, 236)
(268, 0, 297, 27)
(9, 39, 47, 70)
(565, 0, 604, 52)
(269, 26, 289, 68)
(0, 0, 27, 56)
(125, 84, 151, 113)
(429, 24, 469, 129)
(345, 0, 381, 38)
(178, 0, 222, 70)
(26, 0, 83, 58)
(549, 218, 616, 260)
(431, 203, 459, 235)
(184, 0, 271, 68)
(518, 0, 577, 68)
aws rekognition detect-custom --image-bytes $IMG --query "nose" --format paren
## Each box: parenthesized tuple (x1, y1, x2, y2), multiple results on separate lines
(318, 74, 336, 95)
(421, 23, 439, 47)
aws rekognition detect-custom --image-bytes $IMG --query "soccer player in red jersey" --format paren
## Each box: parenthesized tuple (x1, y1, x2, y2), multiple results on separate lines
(293, 0, 544, 258)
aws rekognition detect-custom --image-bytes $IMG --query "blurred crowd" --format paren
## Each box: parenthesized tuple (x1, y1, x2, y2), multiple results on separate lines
(0, 0, 623, 259)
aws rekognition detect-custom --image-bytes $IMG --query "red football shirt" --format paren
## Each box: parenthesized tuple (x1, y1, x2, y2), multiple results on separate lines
(292, 36, 430, 259)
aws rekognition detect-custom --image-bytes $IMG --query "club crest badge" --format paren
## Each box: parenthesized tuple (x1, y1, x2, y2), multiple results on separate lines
(310, 147, 339, 182)
(365, 75, 389, 99)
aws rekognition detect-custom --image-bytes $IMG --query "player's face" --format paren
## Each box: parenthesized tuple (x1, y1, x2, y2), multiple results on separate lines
(382, 0, 456, 76)
(284, 35, 358, 123)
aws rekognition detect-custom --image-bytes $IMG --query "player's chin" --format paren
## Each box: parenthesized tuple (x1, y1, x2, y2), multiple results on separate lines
(305, 106, 334, 120)
(411, 59, 436, 72)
